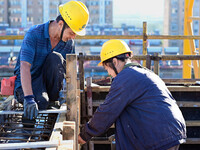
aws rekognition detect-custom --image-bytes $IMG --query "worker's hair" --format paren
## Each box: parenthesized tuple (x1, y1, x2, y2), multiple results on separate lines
(56, 15, 69, 28)
(102, 52, 131, 67)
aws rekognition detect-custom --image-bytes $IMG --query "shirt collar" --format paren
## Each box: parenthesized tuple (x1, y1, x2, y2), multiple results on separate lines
(44, 20, 53, 39)
(123, 62, 142, 70)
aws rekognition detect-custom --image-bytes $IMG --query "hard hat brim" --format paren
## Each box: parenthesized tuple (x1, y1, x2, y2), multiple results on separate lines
(98, 61, 102, 66)
(75, 28, 86, 36)
(98, 51, 133, 67)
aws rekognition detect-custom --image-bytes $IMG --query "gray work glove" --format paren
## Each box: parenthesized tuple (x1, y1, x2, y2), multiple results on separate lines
(23, 95, 39, 120)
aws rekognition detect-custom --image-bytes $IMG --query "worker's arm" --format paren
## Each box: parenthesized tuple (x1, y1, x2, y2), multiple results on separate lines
(20, 61, 33, 96)
(79, 75, 133, 141)
(20, 31, 36, 93)
(20, 61, 39, 120)
(17, 29, 38, 120)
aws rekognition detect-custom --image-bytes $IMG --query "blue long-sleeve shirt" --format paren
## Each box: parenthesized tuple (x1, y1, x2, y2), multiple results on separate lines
(14, 21, 75, 90)
(80, 64, 186, 150)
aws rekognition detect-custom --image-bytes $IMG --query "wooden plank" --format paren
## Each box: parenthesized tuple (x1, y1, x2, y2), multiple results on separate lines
(185, 138, 200, 144)
(3, 35, 200, 41)
(94, 100, 200, 108)
(86, 85, 200, 92)
(163, 79, 200, 84)
(88, 86, 200, 92)
(91, 141, 111, 144)
(66, 54, 77, 121)
(186, 120, 200, 126)
(146, 55, 151, 69)
(177, 101, 200, 107)
(90, 138, 200, 145)
(85, 86, 110, 92)
(154, 53, 159, 75)
(168, 86, 200, 92)
(47, 105, 67, 150)
(66, 54, 78, 150)
(78, 54, 200, 62)
(143, 22, 147, 67)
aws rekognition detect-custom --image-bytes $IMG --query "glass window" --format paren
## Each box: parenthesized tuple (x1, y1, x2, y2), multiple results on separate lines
(171, 42, 178, 47)
(171, 24, 178, 31)
(38, 1, 43, 5)
(171, 8, 177, 14)
(28, 9, 33, 15)
(28, 1, 33, 5)
(0, 1, 4, 5)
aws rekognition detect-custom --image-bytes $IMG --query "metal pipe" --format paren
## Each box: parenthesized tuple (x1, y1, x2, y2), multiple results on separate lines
(0, 108, 67, 115)
(0, 131, 50, 137)
(0, 140, 73, 149)
(0, 137, 36, 142)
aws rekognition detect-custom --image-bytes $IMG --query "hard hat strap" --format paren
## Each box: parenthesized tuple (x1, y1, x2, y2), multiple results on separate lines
(111, 61, 118, 75)
(60, 22, 66, 41)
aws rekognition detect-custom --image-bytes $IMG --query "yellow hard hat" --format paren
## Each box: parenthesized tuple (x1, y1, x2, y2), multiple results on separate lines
(98, 40, 133, 66)
(59, 1, 89, 36)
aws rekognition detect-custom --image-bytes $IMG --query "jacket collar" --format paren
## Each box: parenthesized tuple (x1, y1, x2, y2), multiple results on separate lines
(123, 62, 142, 70)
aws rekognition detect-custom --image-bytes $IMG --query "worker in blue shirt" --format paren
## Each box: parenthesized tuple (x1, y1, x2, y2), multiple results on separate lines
(78, 40, 186, 150)
(14, 1, 89, 121)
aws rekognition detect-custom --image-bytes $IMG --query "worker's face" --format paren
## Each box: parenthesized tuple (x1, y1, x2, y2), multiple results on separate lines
(103, 64, 117, 78)
(62, 27, 76, 42)
(59, 20, 76, 42)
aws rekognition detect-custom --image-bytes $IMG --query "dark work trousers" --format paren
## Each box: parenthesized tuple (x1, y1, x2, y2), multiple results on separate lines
(14, 52, 66, 110)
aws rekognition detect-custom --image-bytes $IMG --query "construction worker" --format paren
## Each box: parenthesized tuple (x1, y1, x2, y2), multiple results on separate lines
(14, 1, 89, 121)
(78, 40, 186, 150)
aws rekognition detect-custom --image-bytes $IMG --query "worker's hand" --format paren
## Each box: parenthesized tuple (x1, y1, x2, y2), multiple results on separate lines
(23, 95, 39, 120)
(78, 135, 86, 144)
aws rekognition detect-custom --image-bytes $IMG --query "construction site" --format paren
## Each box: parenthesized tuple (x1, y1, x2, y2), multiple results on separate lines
(1, 0, 200, 150)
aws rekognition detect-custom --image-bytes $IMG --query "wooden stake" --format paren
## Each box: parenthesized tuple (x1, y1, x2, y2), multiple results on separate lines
(66, 54, 78, 150)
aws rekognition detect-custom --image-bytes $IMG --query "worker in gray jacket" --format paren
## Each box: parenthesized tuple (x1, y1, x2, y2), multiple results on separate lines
(78, 39, 186, 150)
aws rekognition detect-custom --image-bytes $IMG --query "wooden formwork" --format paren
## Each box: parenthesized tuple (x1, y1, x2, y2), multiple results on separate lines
(0, 54, 79, 150)
(2, 53, 200, 150)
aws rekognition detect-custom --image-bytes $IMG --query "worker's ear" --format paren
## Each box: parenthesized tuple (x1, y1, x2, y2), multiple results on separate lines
(58, 20, 65, 29)
(112, 58, 118, 66)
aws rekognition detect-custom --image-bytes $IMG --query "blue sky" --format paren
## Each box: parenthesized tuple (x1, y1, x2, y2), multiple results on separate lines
(113, 0, 164, 27)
